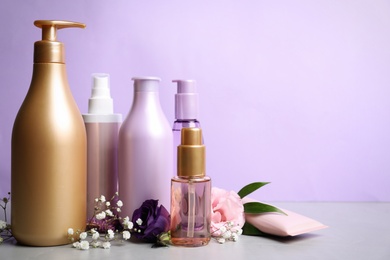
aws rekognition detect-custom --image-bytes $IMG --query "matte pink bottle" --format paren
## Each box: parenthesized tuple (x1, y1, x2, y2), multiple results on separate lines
(118, 77, 173, 217)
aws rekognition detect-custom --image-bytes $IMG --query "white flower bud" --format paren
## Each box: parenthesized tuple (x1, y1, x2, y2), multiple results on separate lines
(217, 238, 226, 244)
(96, 211, 106, 220)
(92, 231, 99, 240)
(123, 230, 131, 240)
(67, 228, 74, 235)
(73, 241, 81, 249)
(80, 240, 89, 250)
(102, 241, 111, 249)
(79, 232, 88, 240)
(222, 230, 232, 239)
(105, 209, 114, 217)
(91, 241, 101, 248)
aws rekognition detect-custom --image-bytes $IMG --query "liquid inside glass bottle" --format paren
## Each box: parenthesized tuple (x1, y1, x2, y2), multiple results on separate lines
(171, 177, 211, 246)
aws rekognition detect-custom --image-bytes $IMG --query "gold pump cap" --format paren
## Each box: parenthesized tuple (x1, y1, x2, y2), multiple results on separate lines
(177, 128, 205, 178)
(33, 20, 86, 63)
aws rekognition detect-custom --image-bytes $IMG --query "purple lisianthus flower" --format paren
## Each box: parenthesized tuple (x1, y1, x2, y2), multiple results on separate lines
(131, 199, 170, 243)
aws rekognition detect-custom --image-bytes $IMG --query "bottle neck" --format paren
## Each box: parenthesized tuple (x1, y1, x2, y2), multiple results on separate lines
(31, 63, 68, 89)
(173, 120, 201, 130)
(132, 88, 162, 111)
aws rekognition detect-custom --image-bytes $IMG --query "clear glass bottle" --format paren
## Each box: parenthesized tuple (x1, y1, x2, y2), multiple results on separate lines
(171, 128, 211, 247)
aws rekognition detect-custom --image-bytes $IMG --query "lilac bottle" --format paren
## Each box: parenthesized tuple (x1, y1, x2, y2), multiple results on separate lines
(172, 80, 203, 175)
(118, 77, 173, 217)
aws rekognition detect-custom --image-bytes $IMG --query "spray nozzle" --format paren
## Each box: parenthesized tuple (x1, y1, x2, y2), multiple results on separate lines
(33, 20, 86, 63)
(88, 73, 114, 115)
(173, 80, 199, 120)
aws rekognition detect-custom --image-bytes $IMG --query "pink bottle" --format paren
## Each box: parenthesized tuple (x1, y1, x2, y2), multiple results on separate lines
(118, 77, 173, 217)
(82, 73, 122, 219)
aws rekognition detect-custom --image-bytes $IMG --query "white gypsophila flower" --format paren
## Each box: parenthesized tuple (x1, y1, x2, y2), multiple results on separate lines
(0, 220, 7, 229)
(105, 209, 114, 217)
(100, 195, 106, 202)
(117, 208, 121, 212)
(122, 216, 129, 224)
(127, 221, 134, 229)
(236, 228, 243, 236)
(107, 229, 115, 239)
(122, 216, 133, 229)
(91, 231, 99, 240)
(232, 233, 239, 242)
(0, 237, 4, 244)
(79, 232, 88, 240)
(102, 241, 111, 249)
(217, 238, 226, 244)
(95, 198, 99, 202)
(91, 240, 101, 248)
(80, 240, 89, 250)
(116, 200, 123, 207)
(67, 228, 74, 235)
(219, 226, 227, 233)
(106, 201, 110, 207)
(96, 211, 106, 220)
(222, 230, 232, 239)
(122, 231, 131, 240)
(136, 218, 143, 225)
(73, 242, 81, 249)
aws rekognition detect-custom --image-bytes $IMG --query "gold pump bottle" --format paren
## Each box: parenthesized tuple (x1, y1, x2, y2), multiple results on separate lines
(11, 20, 87, 246)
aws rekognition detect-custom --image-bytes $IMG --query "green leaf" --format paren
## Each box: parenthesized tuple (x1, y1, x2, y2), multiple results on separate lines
(244, 202, 287, 215)
(237, 182, 270, 199)
(242, 222, 267, 236)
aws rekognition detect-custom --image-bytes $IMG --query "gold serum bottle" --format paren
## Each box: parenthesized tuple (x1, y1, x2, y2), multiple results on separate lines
(11, 20, 87, 246)
(170, 128, 211, 246)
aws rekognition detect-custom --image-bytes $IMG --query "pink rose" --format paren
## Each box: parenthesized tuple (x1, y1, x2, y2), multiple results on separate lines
(211, 187, 245, 235)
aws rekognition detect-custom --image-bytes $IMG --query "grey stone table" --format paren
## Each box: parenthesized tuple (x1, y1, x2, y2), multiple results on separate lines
(2, 202, 389, 260)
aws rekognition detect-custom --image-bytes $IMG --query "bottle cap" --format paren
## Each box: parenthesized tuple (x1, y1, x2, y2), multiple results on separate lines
(173, 80, 199, 120)
(33, 20, 86, 63)
(177, 128, 205, 178)
(132, 77, 161, 92)
(88, 73, 114, 114)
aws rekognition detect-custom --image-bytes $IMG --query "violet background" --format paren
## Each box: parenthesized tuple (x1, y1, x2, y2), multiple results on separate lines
(0, 0, 389, 202)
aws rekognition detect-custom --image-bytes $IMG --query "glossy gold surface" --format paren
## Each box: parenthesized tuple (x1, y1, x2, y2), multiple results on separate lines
(11, 63, 87, 246)
(33, 20, 86, 63)
(177, 128, 205, 178)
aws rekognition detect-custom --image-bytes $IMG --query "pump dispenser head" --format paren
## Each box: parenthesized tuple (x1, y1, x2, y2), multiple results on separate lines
(33, 20, 86, 63)
(177, 128, 205, 178)
(173, 80, 199, 120)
